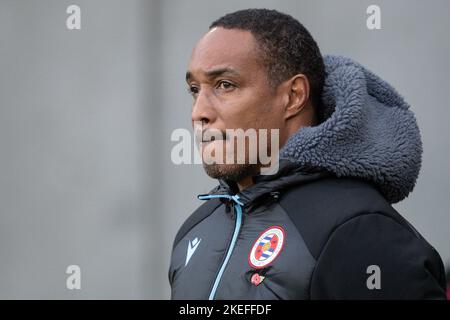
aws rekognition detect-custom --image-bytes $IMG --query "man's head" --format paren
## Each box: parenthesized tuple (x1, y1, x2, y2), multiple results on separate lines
(186, 9, 325, 187)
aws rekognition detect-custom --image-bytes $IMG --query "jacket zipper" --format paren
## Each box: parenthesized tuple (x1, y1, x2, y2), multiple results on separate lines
(197, 194, 244, 300)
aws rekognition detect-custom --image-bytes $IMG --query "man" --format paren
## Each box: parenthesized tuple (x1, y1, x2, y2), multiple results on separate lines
(168, 9, 446, 299)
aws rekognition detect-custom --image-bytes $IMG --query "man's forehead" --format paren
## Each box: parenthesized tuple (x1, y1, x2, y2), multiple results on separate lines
(187, 28, 260, 75)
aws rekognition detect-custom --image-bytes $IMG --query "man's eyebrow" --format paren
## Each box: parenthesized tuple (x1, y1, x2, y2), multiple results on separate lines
(186, 67, 240, 82)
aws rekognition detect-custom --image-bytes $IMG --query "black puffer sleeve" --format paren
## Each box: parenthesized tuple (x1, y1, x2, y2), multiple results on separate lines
(310, 213, 447, 299)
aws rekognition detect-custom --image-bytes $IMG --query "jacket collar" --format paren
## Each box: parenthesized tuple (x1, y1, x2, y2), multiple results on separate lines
(207, 159, 331, 212)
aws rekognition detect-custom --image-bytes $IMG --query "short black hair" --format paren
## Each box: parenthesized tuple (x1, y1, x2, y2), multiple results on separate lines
(210, 8, 325, 123)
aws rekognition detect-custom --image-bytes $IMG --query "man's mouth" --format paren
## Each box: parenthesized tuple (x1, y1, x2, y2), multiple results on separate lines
(202, 136, 224, 143)
(201, 131, 227, 143)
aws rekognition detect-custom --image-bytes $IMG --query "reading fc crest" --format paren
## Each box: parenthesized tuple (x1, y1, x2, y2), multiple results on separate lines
(248, 226, 285, 269)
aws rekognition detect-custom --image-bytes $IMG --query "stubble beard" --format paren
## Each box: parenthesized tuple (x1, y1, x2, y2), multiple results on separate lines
(202, 162, 261, 183)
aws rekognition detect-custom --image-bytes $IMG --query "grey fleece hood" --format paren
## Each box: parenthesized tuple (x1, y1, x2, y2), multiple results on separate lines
(280, 55, 422, 204)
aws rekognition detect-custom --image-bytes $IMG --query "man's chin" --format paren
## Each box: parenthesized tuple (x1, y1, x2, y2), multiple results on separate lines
(202, 163, 260, 182)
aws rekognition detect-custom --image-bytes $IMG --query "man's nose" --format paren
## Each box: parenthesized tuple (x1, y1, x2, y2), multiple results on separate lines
(191, 90, 215, 126)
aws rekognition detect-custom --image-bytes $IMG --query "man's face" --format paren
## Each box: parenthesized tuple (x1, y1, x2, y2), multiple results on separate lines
(186, 27, 286, 182)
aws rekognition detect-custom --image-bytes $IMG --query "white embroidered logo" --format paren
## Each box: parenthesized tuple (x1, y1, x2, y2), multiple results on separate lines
(185, 237, 201, 266)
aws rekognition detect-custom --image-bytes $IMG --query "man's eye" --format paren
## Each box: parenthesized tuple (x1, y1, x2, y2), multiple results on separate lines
(217, 81, 235, 90)
(187, 85, 199, 96)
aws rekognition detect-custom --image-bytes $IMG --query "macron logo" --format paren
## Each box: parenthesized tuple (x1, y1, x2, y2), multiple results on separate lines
(185, 237, 201, 267)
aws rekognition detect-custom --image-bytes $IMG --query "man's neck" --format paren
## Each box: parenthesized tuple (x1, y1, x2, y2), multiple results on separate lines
(236, 176, 254, 192)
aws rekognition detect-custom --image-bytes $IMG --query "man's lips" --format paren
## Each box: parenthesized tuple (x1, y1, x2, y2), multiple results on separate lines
(199, 130, 227, 143)
(201, 136, 225, 143)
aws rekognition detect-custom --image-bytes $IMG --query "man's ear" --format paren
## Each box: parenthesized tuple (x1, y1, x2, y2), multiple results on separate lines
(284, 74, 310, 120)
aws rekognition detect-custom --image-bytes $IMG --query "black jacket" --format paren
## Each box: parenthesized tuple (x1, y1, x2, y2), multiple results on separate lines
(168, 161, 446, 299)
(168, 56, 447, 299)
